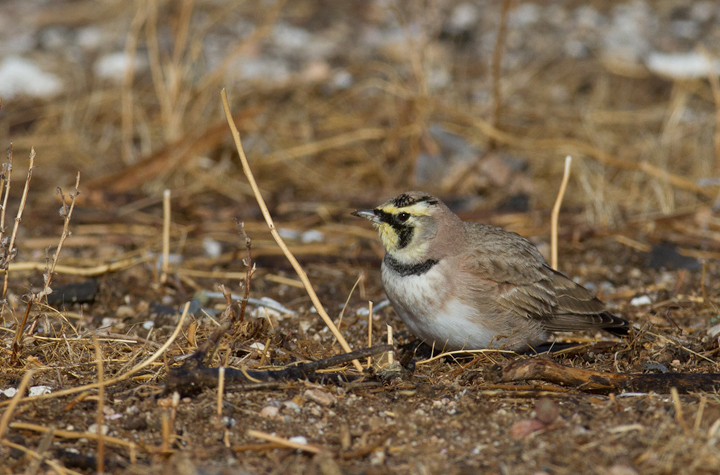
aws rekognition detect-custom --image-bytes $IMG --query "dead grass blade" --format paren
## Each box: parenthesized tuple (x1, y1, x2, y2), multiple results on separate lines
(221, 89, 363, 372)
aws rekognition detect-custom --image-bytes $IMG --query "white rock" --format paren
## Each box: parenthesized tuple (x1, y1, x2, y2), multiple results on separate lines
(101, 317, 118, 328)
(235, 58, 290, 83)
(448, 3, 479, 33)
(202, 238, 223, 259)
(249, 342, 266, 351)
(94, 52, 148, 81)
(303, 388, 336, 406)
(369, 449, 385, 466)
(1, 388, 17, 397)
(250, 306, 281, 319)
(76, 27, 103, 50)
(288, 435, 308, 445)
(0, 56, 63, 99)
(509, 3, 540, 26)
(630, 295, 652, 306)
(332, 69, 353, 89)
(142, 320, 154, 330)
(300, 230, 324, 243)
(116, 305, 134, 319)
(273, 23, 310, 50)
(260, 406, 279, 418)
(646, 52, 720, 80)
(278, 228, 300, 240)
(282, 401, 301, 413)
(707, 323, 720, 338)
(87, 423, 109, 435)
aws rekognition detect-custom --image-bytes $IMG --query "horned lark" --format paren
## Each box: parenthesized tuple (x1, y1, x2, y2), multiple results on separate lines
(352, 191, 628, 351)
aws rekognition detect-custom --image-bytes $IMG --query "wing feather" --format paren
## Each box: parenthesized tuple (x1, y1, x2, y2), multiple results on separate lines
(461, 223, 628, 334)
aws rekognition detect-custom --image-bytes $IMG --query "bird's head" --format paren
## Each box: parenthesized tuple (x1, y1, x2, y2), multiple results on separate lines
(352, 192, 455, 262)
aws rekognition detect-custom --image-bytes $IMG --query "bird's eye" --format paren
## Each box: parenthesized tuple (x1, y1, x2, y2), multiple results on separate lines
(397, 212, 410, 222)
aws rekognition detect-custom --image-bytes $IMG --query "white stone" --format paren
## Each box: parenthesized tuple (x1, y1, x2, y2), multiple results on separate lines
(202, 238, 222, 259)
(509, 3, 540, 26)
(646, 52, 720, 80)
(300, 230, 324, 243)
(260, 406, 279, 418)
(0, 56, 63, 99)
(94, 52, 148, 81)
(630, 295, 652, 306)
(87, 423, 109, 435)
(288, 435, 308, 445)
(249, 342, 266, 351)
(448, 3, 479, 33)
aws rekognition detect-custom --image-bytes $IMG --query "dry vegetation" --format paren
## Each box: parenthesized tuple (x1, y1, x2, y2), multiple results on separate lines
(1, 0, 720, 474)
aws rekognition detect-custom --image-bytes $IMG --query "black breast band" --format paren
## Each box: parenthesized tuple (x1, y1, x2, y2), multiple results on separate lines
(384, 255, 438, 276)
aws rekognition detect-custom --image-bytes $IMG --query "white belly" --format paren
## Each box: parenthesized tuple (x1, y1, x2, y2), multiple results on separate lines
(381, 262, 499, 350)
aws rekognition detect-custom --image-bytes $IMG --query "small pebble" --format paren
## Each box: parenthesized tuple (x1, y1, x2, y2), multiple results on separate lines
(607, 466, 639, 475)
(260, 406, 279, 418)
(535, 397, 559, 425)
(282, 401, 301, 413)
(303, 388, 336, 407)
(510, 419, 546, 439)
(87, 424, 109, 436)
(630, 295, 652, 306)
(369, 449, 385, 466)
(288, 435, 308, 445)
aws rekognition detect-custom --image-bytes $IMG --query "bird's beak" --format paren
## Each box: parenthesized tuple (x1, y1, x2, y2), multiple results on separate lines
(351, 209, 381, 224)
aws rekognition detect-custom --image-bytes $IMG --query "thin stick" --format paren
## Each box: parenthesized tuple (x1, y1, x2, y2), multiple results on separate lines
(387, 325, 394, 366)
(551, 156, 572, 270)
(2, 147, 34, 301)
(0, 145, 11, 324)
(161, 189, 171, 283)
(0, 303, 190, 407)
(694, 396, 707, 433)
(234, 219, 252, 325)
(221, 90, 362, 372)
(0, 369, 33, 438)
(671, 387, 689, 434)
(216, 366, 225, 426)
(2, 255, 153, 276)
(42, 173, 81, 302)
(10, 296, 33, 363)
(333, 273, 362, 346)
(0, 144, 13, 248)
(367, 301, 373, 369)
(93, 336, 105, 474)
(247, 429, 324, 454)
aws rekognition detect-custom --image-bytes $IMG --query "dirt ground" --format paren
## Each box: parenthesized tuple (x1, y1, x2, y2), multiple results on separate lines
(2, 1, 720, 474)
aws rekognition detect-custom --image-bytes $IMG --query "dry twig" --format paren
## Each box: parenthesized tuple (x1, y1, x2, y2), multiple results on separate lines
(221, 89, 363, 372)
(551, 156, 572, 270)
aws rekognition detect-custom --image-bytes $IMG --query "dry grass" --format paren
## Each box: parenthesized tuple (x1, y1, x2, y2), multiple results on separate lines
(1, 1, 720, 474)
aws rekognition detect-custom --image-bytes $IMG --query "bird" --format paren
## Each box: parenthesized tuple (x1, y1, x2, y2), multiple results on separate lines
(352, 191, 629, 351)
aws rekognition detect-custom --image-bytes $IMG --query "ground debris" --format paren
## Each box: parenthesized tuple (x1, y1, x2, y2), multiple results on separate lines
(490, 357, 720, 394)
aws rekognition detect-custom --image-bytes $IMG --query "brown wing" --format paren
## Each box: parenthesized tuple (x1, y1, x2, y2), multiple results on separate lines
(462, 223, 628, 334)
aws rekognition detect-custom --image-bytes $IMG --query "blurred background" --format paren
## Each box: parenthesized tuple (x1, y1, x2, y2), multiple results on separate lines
(0, 0, 718, 302)
(2, 3, 720, 472)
